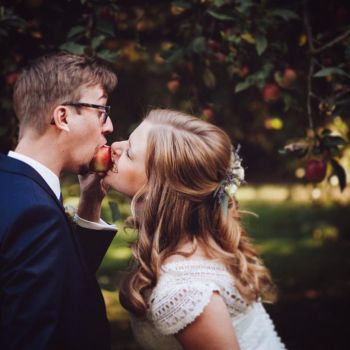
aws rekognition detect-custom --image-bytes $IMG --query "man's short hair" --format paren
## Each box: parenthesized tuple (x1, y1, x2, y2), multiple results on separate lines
(13, 52, 117, 136)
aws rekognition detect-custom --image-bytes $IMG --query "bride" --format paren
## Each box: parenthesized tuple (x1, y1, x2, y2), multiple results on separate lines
(99, 109, 286, 349)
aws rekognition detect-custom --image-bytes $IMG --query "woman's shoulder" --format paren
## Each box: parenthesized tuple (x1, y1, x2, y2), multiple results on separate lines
(147, 257, 250, 336)
(147, 260, 223, 335)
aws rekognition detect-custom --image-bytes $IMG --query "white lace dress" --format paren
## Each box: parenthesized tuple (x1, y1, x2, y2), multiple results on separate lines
(130, 260, 286, 350)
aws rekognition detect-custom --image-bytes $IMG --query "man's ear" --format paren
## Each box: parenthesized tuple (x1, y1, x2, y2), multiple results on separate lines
(51, 106, 70, 132)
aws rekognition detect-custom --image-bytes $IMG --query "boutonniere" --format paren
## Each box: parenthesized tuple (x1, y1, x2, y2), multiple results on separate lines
(64, 204, 77, 227)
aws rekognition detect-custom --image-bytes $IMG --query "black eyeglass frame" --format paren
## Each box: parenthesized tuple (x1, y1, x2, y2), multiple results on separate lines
(50, 102, 111, 125)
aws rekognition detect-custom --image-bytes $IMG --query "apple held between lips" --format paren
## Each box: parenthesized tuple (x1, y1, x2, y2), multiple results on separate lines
(89, 145, 113, 173)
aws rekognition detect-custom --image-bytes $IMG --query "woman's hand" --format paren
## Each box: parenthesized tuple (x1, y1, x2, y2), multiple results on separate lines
(77, 172, 109, 222)
(175, 292, 240, 350)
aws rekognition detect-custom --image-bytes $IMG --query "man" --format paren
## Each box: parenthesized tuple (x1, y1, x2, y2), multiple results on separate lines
(0, 53, 118, 349)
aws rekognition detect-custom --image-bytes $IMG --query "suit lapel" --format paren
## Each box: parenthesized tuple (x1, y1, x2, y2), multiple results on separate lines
(0, 153, 62, 209)
(0, 153, 89, 269)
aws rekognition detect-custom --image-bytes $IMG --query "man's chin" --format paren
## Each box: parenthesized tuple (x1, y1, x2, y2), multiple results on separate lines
(78, 165, 90, 175)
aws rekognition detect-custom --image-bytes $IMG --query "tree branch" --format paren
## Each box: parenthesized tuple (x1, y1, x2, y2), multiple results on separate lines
(303, 0, 315, 133)
(311, 28, 350, 55)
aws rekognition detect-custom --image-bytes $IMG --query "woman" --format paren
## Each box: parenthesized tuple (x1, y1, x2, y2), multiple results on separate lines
(103, 109, 286, 350)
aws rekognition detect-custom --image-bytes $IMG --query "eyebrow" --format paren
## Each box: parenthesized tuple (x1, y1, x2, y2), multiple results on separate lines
(98, 94, 107, 100)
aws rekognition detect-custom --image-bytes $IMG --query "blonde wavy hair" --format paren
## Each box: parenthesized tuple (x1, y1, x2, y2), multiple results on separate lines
(120, 109, 276, 315)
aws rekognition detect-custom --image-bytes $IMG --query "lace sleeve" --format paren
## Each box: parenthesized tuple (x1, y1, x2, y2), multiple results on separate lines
(148, 281, 220, 335)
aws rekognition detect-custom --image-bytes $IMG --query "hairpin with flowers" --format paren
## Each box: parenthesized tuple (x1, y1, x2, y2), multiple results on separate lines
(213, 145, 245, 216)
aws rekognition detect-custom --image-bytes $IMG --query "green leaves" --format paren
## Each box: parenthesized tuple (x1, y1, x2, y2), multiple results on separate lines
(207, 10, 234, 21)
(59, 42, 86, 55)
(212, 0, 230, 7)
(92, 35, 106, 50)
(235, 0, 254, 14)
(0, 7, 26, 38)
(314, 67, 350, 78)
(256, 35, 268, 56)
(270, 9, 300, 21)
(96, 49, 118, 63)
(235, 63, 274, 92)
(162, 47, 184, 64)
(172, 0, 193, 9)
(281, 126, 348, 192)
(330, 159, 347, 192)
(235, 80, 253, 93)
(190, 36, 206, 54)
(67, 25, 86, 39)
(96, 18, 115, 37)
(203, 68, 216, 88)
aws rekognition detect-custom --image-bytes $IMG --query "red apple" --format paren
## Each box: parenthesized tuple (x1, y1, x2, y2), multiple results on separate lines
(208, 40, 222, 51)
(262, 83, 281, 102)
(274, 68, 297, 89)
(100, 6, 113, 19)
(214, 52, 226, 63)
(6, 72, 19, 86)
(238, 66, 249, 78)
(202, 106, 215, 121)
(185, 62, 194, 74)
(89, 145, 113, 173)
(305, 159, 327, 183)
(167, 79, 180, 93)
(282, 68, 297, 87)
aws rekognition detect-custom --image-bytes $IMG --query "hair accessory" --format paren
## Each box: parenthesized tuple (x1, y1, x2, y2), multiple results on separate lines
(213, 144, 245, 216)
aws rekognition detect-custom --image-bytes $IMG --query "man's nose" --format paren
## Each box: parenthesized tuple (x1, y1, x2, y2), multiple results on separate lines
(102, 117, 113, 134)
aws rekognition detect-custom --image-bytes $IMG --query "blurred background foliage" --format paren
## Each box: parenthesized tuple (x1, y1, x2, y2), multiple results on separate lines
(1, 0, 350, 187)
(61, 180, 350, 349)
(1, 0, 350, 349)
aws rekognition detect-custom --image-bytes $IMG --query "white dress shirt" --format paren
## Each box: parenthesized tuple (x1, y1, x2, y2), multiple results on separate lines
(8, 151, 116, 231)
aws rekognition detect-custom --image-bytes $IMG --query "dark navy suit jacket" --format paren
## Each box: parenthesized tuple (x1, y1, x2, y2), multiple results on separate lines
(0, 154, 116, 349)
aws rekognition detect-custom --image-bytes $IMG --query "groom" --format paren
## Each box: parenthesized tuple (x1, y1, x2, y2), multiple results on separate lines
(0, 53, 118, 349)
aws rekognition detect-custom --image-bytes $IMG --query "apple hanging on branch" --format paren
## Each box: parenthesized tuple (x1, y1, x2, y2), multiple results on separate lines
(261, 83, 281, 103)
(305, 159, 327, 183)
(274, 68, 297, 89)
(280, 128, 347, 191)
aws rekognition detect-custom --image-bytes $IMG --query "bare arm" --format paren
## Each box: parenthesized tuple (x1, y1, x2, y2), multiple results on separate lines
(175, 292, 240, 350)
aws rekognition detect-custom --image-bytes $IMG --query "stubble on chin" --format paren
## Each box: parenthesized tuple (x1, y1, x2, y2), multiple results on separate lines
(78, 165, 90, 175)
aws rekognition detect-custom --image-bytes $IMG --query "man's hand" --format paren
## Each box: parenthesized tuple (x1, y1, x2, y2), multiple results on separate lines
(77, 173, 109, 222)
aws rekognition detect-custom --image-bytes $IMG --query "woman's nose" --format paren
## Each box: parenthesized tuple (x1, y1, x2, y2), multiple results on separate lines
(111, 141, 127, 158)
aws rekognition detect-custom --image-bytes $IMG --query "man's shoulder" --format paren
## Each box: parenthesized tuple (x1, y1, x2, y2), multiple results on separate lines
(0, 169, 63, 231)
(0, 170, 49, 203)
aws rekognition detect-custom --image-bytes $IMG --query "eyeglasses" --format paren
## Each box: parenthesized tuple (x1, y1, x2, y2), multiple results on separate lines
(50, 102, 111, 125)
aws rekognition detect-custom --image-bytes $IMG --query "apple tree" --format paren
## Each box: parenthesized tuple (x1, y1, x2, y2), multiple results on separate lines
(0, 0, 349, 190)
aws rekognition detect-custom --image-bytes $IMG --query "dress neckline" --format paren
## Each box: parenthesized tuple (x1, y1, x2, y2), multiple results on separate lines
(161, 258, 228, 272)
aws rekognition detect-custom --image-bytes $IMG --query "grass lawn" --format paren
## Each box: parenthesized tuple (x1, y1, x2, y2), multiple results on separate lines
(63, 181, 350, 349)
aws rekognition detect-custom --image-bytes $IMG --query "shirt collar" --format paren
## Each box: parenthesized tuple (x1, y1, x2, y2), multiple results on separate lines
(8, 151, 61, 200)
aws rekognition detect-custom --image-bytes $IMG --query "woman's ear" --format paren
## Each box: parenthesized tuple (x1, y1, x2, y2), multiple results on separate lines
(51, 106, 70, 132)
